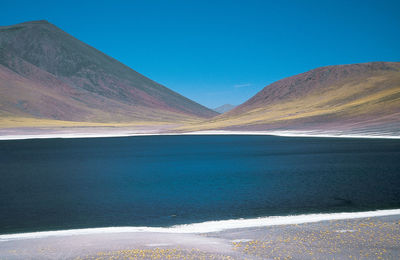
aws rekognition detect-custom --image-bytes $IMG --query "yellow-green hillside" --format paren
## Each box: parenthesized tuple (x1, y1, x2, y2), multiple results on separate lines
(180, 62, 400, 133)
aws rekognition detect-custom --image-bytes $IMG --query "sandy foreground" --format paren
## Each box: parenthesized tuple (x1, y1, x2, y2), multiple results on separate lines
(1, 213, 399, 260)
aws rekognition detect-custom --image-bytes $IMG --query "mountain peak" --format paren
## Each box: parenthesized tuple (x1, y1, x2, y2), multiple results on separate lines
(21, 20, 51, 25)
(0, 21, 217, 123)
(1, 20, 51, 28)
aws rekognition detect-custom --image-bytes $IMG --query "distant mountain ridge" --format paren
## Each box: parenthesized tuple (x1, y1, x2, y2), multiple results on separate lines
(0, 20, 217, 125)
(185, 62, 400, 134)
(213, 104, 236, 113)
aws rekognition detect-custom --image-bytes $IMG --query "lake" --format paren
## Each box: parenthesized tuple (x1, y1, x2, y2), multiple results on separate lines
(0, 135, 399, 234)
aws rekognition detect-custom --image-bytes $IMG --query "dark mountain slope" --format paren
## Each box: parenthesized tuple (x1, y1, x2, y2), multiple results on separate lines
(0, 20, 217, 125)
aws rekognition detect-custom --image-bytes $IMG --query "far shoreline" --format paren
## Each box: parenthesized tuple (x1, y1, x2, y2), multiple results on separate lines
(0, 129, 399, 141)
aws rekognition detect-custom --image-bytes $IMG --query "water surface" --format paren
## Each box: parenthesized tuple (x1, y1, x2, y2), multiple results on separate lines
(0, 135, 399, 234)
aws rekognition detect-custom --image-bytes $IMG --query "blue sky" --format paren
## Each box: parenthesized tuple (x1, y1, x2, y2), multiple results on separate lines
(2, 0, 400, 108)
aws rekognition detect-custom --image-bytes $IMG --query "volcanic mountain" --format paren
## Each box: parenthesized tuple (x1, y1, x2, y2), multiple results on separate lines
(186, 62, 400, 134)
(0, 20, 217, 127)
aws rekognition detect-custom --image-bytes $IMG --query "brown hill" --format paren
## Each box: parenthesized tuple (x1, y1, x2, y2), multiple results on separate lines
(184, 62, 400, 134)
(0, 20, 217, 127)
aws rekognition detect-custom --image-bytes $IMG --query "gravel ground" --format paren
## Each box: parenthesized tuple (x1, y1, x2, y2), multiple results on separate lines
(1, 215, 399, 259)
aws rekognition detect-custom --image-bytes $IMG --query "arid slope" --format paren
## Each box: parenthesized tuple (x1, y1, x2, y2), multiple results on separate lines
(183, 62, 400, 133)
(0, 20, 217, 127)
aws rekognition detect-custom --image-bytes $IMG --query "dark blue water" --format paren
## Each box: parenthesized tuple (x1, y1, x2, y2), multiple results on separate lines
(0, 135, 400, 234)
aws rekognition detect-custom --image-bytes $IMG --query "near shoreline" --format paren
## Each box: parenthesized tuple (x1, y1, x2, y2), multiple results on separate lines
(1, 209, 399, 241)
(1, 211, 399, 259)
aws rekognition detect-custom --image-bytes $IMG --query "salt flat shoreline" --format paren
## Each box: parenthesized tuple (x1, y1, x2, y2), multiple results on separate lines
(1, 209, 399, 241)
(0, 129, 399, 140)
(1, 211, 399, 259)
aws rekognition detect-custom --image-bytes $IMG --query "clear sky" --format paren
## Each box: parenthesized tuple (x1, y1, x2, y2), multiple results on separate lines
(2, 0, 399, 108)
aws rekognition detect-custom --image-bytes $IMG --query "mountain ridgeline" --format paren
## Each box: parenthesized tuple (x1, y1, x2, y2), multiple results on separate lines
(0, 21, 399, 134)
(0, 20, 217, 125)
